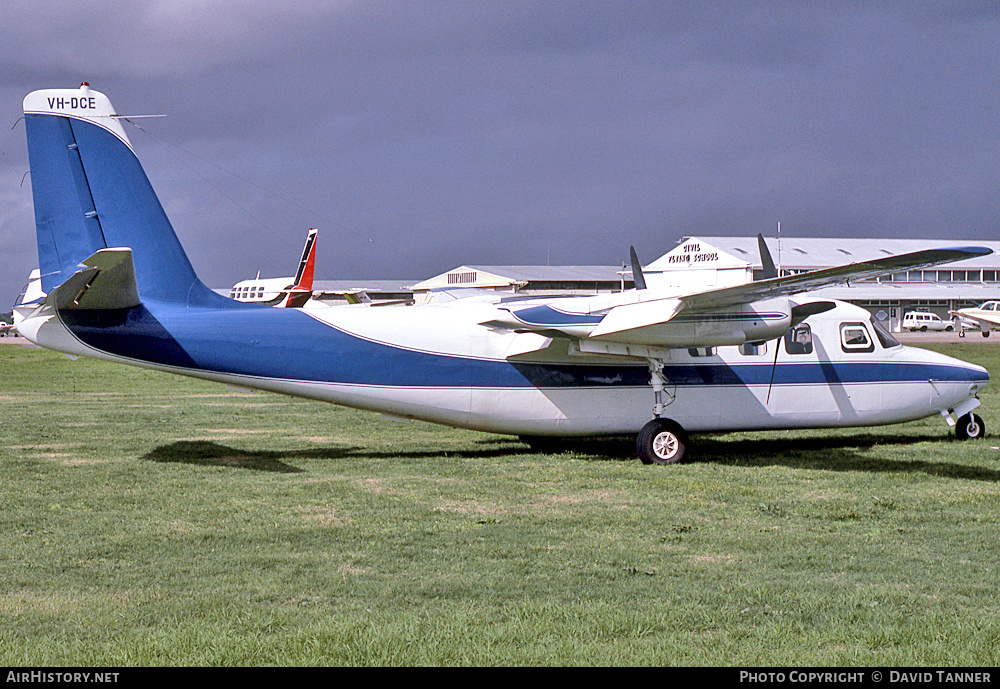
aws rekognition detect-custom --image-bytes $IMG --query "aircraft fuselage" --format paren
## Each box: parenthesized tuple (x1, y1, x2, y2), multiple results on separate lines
(17, 296, 987, 437)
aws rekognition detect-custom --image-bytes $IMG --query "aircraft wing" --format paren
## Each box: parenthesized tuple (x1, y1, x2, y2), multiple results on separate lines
(675, 245, 992, 310)
(491, 245, 992, 351)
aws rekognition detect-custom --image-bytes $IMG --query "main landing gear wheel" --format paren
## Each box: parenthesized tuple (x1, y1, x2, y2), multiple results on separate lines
(956, 413, 986, 440)
(637, 418, 688, 465)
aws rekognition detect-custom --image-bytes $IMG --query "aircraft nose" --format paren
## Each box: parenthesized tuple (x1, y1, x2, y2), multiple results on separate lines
(963, 363, 989, 393)
(972, 362, 989, 384)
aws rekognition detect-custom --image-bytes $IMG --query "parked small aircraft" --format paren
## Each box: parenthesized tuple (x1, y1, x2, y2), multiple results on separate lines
(229, 228, 317, 307)
(950, 301, 1000, 339)
(14, 85, 992, 463)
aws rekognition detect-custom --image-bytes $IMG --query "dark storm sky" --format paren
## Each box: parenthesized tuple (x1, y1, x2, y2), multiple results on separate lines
(1, 1, 997, 308)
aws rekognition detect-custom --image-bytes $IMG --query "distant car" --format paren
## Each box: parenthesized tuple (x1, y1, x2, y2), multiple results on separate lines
(903, 311, 953, 332)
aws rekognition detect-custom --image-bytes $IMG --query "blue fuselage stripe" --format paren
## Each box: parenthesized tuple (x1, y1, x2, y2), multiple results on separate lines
(57, 302, 988, 390)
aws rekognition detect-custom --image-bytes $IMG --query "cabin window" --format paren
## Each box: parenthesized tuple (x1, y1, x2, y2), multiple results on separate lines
(840, 322, 874, 353)
(783, 325, 813, 355)
(688, 347, 716, 357)
(739, 342, 767, 356)
(871, 319, 900, 349)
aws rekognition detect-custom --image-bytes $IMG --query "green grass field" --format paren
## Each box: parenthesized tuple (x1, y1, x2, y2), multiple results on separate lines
(1, 341, 998, 666)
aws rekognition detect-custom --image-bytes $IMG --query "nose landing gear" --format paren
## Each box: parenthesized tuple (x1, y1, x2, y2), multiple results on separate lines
(956, 413, 986, 440)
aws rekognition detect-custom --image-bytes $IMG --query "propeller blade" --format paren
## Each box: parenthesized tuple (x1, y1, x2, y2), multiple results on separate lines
(757, 233, 778, 279)
(629, 246, 647, 290)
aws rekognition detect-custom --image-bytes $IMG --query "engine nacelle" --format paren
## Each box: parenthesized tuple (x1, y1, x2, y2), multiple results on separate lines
(588, 297, 792, 348)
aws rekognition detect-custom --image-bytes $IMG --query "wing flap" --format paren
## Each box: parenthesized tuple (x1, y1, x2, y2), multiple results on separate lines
(588, 298, 683, 339)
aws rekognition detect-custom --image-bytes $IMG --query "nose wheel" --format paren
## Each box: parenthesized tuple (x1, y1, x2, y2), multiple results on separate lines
(956, 413, 985, 440)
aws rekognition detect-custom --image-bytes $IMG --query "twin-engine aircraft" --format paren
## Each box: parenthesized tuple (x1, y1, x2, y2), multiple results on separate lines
(14, 85, 991, 464)
(950, 302, 1000, 339)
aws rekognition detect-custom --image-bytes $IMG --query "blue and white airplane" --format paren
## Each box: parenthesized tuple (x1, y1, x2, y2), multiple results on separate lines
(14, 85, 991, 463)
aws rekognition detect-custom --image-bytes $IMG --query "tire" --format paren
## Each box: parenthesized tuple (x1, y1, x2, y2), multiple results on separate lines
(946, 325, 954, 332)
(955, 413, 985, 440)
(637, 418, 687, 465)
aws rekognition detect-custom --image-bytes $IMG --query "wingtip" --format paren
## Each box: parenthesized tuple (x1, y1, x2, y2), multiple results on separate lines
(951, 245, 993, 257)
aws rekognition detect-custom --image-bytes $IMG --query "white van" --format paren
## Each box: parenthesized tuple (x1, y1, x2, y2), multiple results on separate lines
(903, 311, 953, 332)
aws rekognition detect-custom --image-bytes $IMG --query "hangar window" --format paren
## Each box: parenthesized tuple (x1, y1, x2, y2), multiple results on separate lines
(840, 322, 874, 353)
(783, 325, 812, 355)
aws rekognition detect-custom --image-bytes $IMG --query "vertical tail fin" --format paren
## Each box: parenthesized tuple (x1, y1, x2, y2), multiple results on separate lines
(292, 228, 317, 292)
(282, 229, 317, 308)
(23, 84, 222, 305)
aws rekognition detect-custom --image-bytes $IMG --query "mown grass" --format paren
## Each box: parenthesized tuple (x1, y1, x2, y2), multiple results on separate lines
(1, 342, 998, 666)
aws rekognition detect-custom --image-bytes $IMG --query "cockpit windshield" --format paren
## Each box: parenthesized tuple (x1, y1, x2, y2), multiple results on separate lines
(871, 318, 900, 349)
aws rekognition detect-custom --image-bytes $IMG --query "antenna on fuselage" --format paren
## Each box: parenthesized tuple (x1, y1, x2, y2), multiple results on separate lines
(777, 221, 782, 276)
(760, 230, 781, 403)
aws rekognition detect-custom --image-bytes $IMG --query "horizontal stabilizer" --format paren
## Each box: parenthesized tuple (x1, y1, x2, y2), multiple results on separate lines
(46, 248, 141, 311)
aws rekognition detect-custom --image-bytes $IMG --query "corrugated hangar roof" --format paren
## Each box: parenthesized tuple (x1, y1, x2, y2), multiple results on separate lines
(462, 265, 628, 281)
(688, 236, 1000, 270)
(410, 265, 630, 291)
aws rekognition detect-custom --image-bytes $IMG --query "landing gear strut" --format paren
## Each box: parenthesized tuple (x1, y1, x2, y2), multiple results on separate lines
(637, 358, 687, 464)
(646, 358, 674, 417)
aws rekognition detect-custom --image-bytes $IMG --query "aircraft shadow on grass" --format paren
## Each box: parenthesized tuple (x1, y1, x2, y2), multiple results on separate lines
(141, 439, 528, 473)
(142, 434, 1000, 482)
